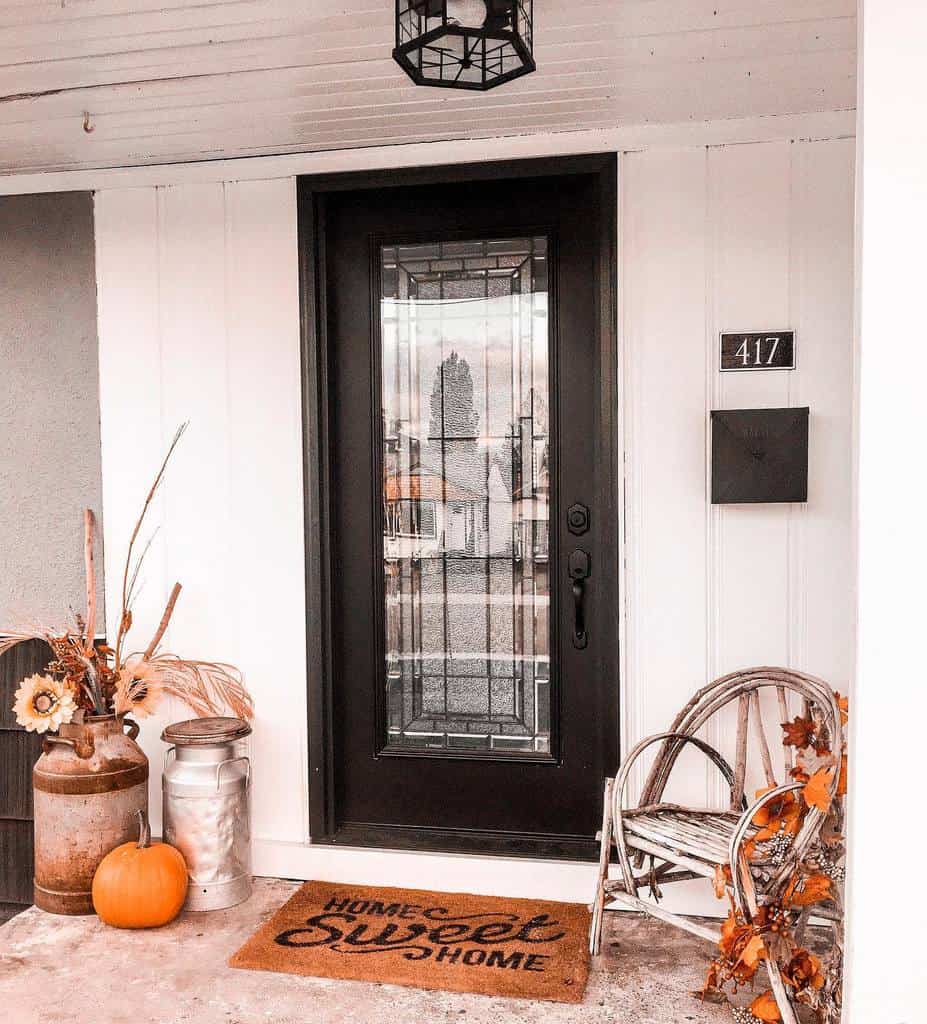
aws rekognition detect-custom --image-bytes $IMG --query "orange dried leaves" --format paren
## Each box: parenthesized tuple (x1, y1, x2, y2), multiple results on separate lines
(781, 715, 817, 749)
(802, 768, 835, 814)
(750, 991, 783, 1022)
(784, 872, 832, 909)
(783, 949, 825, 992)
(715, 912, 767, 985)
(752, 787, 802, 841)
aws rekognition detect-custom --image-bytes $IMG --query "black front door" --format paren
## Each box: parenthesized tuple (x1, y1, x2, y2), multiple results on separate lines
(301, 155, 618, 860)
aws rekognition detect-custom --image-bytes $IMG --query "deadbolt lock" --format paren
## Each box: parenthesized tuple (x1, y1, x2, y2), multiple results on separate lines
(567, 502, 590, 536)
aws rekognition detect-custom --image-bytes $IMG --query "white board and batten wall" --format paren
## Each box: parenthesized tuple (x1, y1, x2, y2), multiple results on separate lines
(91, 124, 855, 909)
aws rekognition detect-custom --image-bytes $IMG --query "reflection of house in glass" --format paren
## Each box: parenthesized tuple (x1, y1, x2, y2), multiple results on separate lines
(383, 432, 549, 561)
(380, 236, 551, 754)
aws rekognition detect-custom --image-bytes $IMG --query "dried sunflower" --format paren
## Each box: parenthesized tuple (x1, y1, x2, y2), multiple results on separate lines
(13, 674, 76, 733)
(114, 658, 163, 719)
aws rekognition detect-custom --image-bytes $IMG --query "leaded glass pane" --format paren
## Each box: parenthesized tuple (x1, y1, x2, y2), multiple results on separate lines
(381, 236, 550, 755)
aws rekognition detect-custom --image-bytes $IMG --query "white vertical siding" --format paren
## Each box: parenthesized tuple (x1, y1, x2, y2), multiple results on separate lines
(94, 135, 854, 908)
(223, 180, 307, 845)
(94, 179, 306, 842)
(95, 186, 168, 828)
(710, 143, 795, 803)
(620, 146, 710, 812)
(623, 137, 856, 826)
(790, 140, 856, 687)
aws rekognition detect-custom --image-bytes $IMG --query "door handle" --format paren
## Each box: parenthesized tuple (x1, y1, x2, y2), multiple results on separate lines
(569, 549, 591, 650)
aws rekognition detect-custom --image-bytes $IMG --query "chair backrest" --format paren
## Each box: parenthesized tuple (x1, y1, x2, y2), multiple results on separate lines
(639, 667, 843, 814)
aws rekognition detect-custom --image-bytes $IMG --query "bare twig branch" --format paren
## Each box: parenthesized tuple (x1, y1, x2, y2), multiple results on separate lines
(114, 422, 188, 670)
(143, 583, 182, 660)
(83, 509, 97, 654)
(125, 527, 159, 610)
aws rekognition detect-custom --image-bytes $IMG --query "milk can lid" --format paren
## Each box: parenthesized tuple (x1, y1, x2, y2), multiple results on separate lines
(161, 716, 251, 746)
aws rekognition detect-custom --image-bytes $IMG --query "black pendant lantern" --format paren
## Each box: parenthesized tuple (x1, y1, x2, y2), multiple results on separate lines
(393, 1, 535, 91)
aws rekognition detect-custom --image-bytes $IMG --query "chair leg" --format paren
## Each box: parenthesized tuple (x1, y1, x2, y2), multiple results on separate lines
(766, 959, 799, 1024)
(589, 777, 615, 956)
(736, 852, 799, 1024)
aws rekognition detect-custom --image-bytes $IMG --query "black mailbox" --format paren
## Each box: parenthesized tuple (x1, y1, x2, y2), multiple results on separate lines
(711, 407, 809, 504)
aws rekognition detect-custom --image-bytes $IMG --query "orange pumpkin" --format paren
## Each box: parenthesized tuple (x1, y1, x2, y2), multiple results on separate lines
(92, 810, 188, 928)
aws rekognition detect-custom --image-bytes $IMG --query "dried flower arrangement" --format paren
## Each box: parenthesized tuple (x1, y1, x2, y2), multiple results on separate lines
(3, 425, 253, 732)
(703, 693, 848, 1024)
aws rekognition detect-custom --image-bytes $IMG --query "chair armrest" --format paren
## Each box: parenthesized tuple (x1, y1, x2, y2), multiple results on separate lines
(612, 731, 742, 818)
(728, 781, 804, 918)
(608, 731, 742, 898)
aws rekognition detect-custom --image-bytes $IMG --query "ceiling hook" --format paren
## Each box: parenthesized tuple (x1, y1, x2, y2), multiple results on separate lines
(82, 111, 94, 133)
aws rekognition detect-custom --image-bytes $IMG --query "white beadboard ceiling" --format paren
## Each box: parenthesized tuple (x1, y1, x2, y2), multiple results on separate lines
(0, 1, 857, 175)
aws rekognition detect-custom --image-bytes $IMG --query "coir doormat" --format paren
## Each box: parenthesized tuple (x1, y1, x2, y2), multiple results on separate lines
(230, 881, 590, 1003)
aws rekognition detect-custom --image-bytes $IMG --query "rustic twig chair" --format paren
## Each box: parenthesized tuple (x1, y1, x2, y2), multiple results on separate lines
(589, 667, 843, 1024)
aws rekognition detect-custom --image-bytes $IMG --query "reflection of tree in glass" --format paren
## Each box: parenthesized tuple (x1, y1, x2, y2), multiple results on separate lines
(531, 391, 549, 435)
(429, 351, 479, 439)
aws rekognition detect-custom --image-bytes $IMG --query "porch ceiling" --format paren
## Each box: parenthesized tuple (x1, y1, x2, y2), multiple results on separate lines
(0, 1, 857, 175)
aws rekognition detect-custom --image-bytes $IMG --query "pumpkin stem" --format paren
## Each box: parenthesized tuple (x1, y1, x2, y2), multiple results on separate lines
(136, 808, 151, 849)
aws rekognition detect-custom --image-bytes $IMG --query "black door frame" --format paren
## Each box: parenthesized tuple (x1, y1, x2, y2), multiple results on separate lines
(298, 154, 620, 859)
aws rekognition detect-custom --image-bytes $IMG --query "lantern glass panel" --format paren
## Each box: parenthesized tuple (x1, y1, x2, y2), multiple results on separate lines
(446, 0, 488, 28)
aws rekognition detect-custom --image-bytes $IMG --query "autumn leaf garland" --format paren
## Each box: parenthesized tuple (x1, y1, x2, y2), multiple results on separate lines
(704, 692, 848, 1024)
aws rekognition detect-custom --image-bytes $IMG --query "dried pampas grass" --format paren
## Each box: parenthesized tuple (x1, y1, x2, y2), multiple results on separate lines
(0, 631, 48, 659)
(148, 653, 254, 722)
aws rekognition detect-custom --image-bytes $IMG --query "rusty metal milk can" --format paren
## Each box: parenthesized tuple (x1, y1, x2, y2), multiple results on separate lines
(33, 714, 148, 914)
(161, 717, 252, 911)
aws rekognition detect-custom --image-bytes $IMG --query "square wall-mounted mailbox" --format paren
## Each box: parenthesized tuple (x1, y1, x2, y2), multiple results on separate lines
(711, 407, 809, 504)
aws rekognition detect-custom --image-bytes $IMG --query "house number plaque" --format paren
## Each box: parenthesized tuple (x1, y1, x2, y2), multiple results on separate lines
(720, 331, 795, 371)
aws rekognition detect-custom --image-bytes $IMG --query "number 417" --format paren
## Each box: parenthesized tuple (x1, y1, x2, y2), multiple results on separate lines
(736, 336, 780, 367)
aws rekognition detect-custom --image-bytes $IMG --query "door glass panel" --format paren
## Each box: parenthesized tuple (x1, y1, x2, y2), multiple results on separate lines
(380, 236, 551, 756)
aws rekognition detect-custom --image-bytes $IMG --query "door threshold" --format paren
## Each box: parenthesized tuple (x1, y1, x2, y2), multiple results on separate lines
(317, 824, 599, 862)
(251, 837, 598, 904)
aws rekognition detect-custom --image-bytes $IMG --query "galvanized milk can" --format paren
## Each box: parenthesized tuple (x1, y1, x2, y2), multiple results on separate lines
(33, 714, 148, 914)
(161, 717, 252, 911)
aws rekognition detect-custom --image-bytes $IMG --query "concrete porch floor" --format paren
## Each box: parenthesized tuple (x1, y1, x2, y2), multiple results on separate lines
(0, 878, 734, 1024)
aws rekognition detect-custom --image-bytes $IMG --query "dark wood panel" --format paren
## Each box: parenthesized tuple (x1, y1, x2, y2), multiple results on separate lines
(0, 730, 42, 819)
(0, 639, 53, 731)
(0, 901, 26, 924)
(0, 643, 46, 908)
(0, 820, 34, 903)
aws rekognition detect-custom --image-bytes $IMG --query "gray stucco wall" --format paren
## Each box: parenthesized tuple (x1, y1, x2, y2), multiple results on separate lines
(0, 192, 104, 630)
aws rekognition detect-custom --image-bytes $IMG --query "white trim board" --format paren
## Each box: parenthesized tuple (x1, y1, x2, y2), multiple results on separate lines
(1, 111, 855, 195)
(251, 838, 726, 919)
(252, 840, 596, 903)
